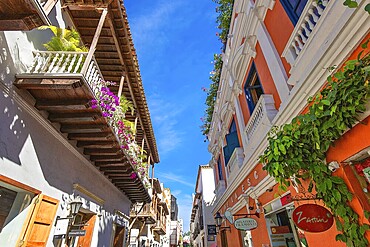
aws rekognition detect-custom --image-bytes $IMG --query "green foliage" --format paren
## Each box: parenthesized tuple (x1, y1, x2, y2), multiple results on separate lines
(260, 49, 370, 246)
(39, 26, 88, 52)
(201, 54, 223, 135)
(213, 0, 234, 43)
(201, 0, 233, 137)
(317, 0, 370, 14)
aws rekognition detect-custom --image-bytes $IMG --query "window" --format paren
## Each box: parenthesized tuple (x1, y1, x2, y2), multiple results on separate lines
(217, 158, 223, 181)
(244, 63, 264, 113)
(280, 0, 308, 25)
(223, 119, 240, 166)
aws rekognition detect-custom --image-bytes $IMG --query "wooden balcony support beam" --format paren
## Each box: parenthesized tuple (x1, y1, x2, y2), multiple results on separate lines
(77, 140, 116, 148)
(49, 112, 100, 122)
(15, 78, 83, 90)
(68, 132, 114, 141)
(90, 154, 123, 161)
(94, 160, 127, 166)
(36, 99, 91, 110)
(81, 8, 108, 75)
(84, 148, 121, 155)
(60, 124, 109, 133)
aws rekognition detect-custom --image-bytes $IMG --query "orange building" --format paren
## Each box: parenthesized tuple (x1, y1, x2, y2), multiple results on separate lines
(207, 0, 370, 247)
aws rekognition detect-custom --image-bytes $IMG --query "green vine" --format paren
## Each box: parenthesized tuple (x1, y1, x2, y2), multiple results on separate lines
(201, 54, 223, 135)
(201, 0, 233, 136)
(260, 45, 370, 246)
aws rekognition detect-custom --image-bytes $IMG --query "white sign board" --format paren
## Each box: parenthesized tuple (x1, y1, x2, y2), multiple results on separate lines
(234, 218, 258, 231)
(54, 218, 69, 236)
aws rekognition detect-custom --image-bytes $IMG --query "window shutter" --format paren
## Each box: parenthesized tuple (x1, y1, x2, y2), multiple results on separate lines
(18, 194, 59, 247)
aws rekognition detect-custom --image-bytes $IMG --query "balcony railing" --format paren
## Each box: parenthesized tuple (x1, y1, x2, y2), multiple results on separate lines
(28, 51, 104, 96)
(244, 95, 277, 161)
(226, 147, 244, 183)
(215, 180, 226, 200)
(282, 0, 330, 66)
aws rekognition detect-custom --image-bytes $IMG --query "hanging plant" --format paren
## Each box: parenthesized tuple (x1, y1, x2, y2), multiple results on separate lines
(260, 45, 370, 246)
(89, 80, 148, 181)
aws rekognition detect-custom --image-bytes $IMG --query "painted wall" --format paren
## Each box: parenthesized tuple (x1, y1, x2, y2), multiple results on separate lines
(0, 2, 133, 246)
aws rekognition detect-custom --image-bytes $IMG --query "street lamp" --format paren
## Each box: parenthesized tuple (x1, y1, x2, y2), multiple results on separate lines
(69, 199, 83, 216)
(214, 212, 230, 232)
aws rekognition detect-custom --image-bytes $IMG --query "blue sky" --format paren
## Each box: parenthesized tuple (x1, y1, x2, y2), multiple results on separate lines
(125, 0, 220, 231)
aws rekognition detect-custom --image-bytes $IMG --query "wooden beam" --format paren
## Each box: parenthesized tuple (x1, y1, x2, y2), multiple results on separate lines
(117, 76, 125, 99)
(90, 154, 123, 161)
(68, 132, 114, 141)
(81, 8, 108, 75)
(60, 124, 108, 133)
(83, 148, 121, 155)
(77, 140, 116, 148)
(49, 112, 99, 122)
(94, 161, 127, 166)
(36, 99, 90, 110)
(15, 78, 84, 90)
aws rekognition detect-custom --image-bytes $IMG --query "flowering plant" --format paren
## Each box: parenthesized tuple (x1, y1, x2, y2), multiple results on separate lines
(90, 80, 149, 182)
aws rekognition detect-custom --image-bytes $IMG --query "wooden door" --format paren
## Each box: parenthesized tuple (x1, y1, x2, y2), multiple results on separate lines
(113, 225, 125, 247)
(18, 194, 59, 246)
(76, 214, 96, 247)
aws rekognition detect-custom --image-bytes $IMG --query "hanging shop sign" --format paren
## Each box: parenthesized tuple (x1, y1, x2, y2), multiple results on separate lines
(234, 218, 258, 231)
(292, 204, 334, 233)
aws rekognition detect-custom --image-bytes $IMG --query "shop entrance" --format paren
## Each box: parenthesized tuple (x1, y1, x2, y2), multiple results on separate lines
(265, 208, 308, 247)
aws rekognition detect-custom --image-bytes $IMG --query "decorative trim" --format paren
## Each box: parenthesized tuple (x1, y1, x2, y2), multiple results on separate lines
(0, 175, 41, 194)
(73, 183, 105, 205)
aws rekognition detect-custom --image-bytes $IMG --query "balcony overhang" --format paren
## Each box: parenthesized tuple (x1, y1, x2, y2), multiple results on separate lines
(61, 0, 159, 165)
(14, 59, 150, 203)
(153, 225, 166, 235)
(0, 0, 51, 31)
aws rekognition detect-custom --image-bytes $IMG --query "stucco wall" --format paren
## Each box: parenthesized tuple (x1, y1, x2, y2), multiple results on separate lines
(0, 4, 132, 246)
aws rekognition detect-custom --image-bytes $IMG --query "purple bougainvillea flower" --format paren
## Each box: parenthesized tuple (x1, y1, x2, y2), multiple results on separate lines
(130, 172, 137, 179)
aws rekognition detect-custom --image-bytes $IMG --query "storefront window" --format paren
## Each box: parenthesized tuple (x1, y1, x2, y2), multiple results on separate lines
(264, 194, 308, 247)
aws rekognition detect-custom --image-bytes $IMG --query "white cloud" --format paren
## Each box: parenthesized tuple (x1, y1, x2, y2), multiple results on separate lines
(129, 1, 184, 49)
(157, 172, 194, 188)
(148, 94, 185, 155)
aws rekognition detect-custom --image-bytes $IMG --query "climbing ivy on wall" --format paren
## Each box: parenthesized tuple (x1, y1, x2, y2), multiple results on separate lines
(201, 0, 233, 136)
(260, 44, 370, 246)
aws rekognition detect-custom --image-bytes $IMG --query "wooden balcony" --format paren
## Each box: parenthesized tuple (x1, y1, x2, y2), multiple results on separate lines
(14, 50, 151, 203)
(0, 0, 51, 30)
(153, 218, 166, 235)
(130, 203, 156, 224)
(60, 0, 159, 166)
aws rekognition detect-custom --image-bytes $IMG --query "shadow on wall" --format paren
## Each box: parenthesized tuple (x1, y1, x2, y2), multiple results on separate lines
(0, 32, 27, 165)
(0, 29, 129, 244)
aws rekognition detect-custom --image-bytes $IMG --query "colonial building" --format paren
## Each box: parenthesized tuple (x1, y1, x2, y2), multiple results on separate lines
(190, 165, 216, 247)
(129, 179, 170, 247)
(207, 0, 370, 247)
(0, 0, 159, 246)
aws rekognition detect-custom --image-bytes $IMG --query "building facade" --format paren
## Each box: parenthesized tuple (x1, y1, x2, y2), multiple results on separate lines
(207, 0, 370, 247)
(129, 179, 170, 247)
(0, 0, 159, 246)
(190, 165, 216, 247)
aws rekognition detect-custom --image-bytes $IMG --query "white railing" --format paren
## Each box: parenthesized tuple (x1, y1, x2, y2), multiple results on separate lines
(28, 51, 104, 96)
(244, 95, 277, 161)
(283, 0, 330, 66)
(215, 180, 226, 200)
(226, 147, 244, 183)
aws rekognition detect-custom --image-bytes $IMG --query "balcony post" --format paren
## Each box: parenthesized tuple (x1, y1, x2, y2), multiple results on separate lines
(81, 8, 108, 75)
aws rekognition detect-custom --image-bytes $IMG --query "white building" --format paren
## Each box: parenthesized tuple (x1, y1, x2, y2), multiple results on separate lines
(0, 0, 159, 246)
(190, 165, 216, 247)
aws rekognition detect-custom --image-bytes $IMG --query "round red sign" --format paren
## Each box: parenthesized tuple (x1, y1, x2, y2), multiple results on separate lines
(292, 204, 334, 233)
